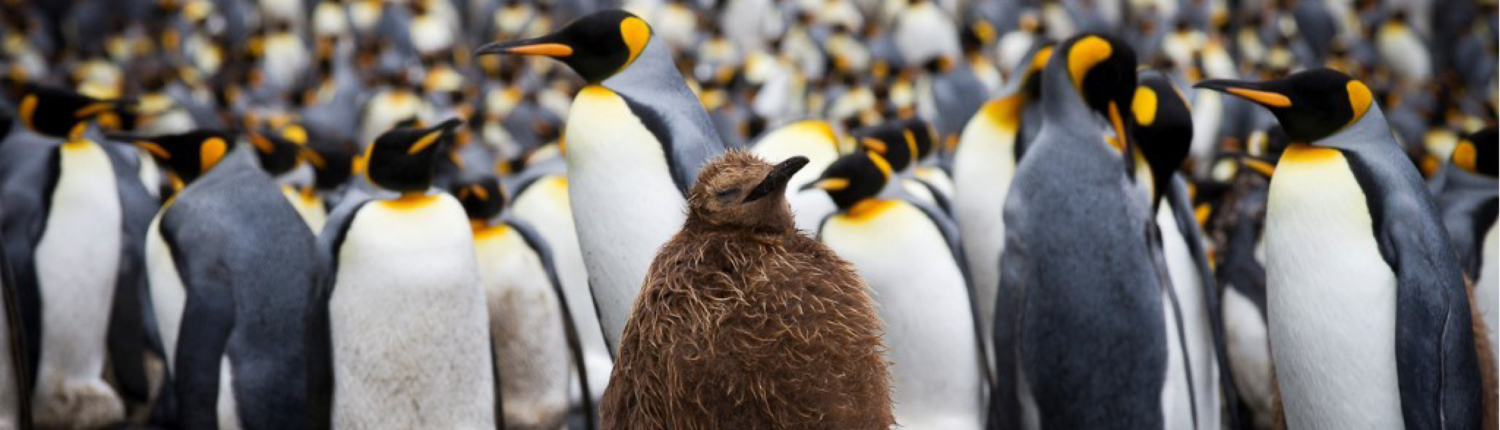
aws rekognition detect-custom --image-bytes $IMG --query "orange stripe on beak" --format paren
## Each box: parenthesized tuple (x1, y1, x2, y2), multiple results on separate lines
(1225, 88, 1292, 107)
(505, 43, 573, 57)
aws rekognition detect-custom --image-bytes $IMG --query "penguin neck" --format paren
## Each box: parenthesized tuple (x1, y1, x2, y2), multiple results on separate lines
(1310, 103, 1390, 153)
(601, 36, 692, 102)
(1038, 62, 1107, 141)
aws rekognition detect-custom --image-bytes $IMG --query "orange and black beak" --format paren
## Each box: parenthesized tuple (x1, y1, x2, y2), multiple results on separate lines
(1194, 79, 1292, 109)
(474, 36, 574, 58)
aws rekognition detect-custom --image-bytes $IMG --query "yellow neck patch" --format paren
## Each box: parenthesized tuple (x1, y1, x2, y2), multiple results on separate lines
(619, 17, 651, 74)
(1031, 46, 1054, 75)
(1452, 140, 1477, 172)
(1132, 86, 1158, 126)
(1068, 36, 1112, 91)
(18, 94, 37, 131)
(200, 137, 227, 172)
(383, 193, 438, 210)
(1345, 80, 1373, 128)
(902, 129, 919, 164)
(1281, 143, 1340, 164)
(867, 151, 893, 180)
(841, 198, 898, 222)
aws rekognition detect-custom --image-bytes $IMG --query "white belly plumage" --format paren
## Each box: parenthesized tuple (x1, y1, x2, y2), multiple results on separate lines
(952, 97, 1020, 379)
(330, 195, 495, 429)
(564, 86, 687, 350)
(1476, 221, 1498, 359)
(1265, 146, 1403, 429)
(473, 225, 570, 429)
(510, 175, 612, 401)
(820, 200, 983, 429)
(1156, 206, 1219, 430)
(32, 140, 125, 426)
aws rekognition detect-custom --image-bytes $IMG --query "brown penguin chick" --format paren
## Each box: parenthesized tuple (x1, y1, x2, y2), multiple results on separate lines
(601, 151, 894, 430)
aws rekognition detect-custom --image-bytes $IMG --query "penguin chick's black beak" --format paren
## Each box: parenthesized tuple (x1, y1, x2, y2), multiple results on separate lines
(1193, 79, 1292, 109)
(744, 156, 809, 202)
(474, 37, 574, 58)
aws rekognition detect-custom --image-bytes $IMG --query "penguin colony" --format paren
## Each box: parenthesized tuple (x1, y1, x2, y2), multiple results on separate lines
(0, 0, 1493, 428)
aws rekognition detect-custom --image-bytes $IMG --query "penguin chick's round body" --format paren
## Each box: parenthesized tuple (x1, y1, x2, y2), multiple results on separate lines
(309, 121, 495, 429)
(603, 152, 893, 429)
(1199, 69, 1488, 429)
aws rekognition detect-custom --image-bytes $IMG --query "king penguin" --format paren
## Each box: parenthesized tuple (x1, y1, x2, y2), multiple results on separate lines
(0, 85, 145, 429)
(951, 43, 1051, 376)
(475, 9, 726, 350)
(1132, 70, 1241, 430)
(135, 129, 320, 428)
(451, 174, 591, 430)
(1198, 68, 1489, 428)
(308, 119, 496, 429)
(1430, 128, 1497, 359)
(806, 151, 987, 429)
(993, 33, 1168, 429)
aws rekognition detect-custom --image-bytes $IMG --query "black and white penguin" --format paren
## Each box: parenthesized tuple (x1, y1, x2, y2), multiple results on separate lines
(1132, 70, 1241, 430)
(308, 119, 496, 429)
(474, 9, 726, 349)
(993, 33, 1167, 429)
(952, 44, 1051, 373)
(806, 151, 987, 429)
(1428, 127, 1498, 361)
(135, 129, 320, 428)
(451, 174, 591, 430)
(1198, 68, 1488, 428)
(0, 86, 152, 428)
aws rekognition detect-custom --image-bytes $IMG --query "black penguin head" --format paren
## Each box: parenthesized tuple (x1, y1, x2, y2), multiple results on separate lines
(802, 150, 892, 211)
(305, 140, 357, 191)
(1131, 70, 1194, 208)
(1453, 127, 1497, 177)
(132, 130, 235, 186)
(16, 85, 119, 138)
(1195, 68, 1374, 143)
(1061, 33, 1138, 153)
(248, 124, 308, 176)
(899, 118, 936, 161)
(474, 9, 652, 84)
(852, 121, 919, 172)
(364, 118, 462, 193)
(451, 175, 508, 221)
(687, 151, 809, 231)
(1017, 44, 1054, 100)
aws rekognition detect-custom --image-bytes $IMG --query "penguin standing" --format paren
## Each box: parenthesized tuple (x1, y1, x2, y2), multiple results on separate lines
(806, 151, 986, 429)
(475, 9, 726, 349)
(452, 175, 586, 430)
(1133, 70, 1240, 430)
(0, 86, 131, 428)
(1198, 69, 1489, 428)
(951, 44, 1050, 373)
(993, 33, 1167, 429)
(136, 129, 320, 428)
(603, 151, 893, 428)
(308, 119, 496, 429)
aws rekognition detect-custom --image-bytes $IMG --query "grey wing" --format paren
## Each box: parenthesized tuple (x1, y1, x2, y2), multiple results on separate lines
(104, 142, 161, 404)
(990, 192, 1031, 430)
(158, 207, 237, 429)
(0, 141, 56, 392)
(306, 198, 370, 430)
(1167, 175, 1244, 429)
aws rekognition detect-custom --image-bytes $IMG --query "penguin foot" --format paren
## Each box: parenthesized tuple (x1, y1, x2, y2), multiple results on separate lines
(33, 379, 126, 430)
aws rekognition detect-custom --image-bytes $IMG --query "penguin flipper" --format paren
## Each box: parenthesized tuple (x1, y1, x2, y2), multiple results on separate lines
(1167, 175, 1245, 429)
(307, 198, 371, 430)
(160, 217, 236, 429)
(104, 142, 161, 404)
(0, 144, 59, 394)
(990, 219, 1029, 430)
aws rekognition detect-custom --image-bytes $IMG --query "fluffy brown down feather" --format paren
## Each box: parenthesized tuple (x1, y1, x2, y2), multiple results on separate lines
(601, 151, 893, 429)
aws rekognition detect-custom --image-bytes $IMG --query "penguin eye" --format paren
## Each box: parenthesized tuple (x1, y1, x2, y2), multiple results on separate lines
(715, 188, 741, 201)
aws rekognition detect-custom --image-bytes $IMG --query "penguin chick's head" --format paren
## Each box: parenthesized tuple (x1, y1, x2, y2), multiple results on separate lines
(16, 85, 118, 138)
(802, 150, 892, 211)
(451, 174, 507, 221)
(132, 130, 235, 184)
(1061, 33, 1138, 152)
(1452, 127, 1497, 177)
(365, 118, 463, 193)
(474, 9, 651, 84)
(1195, 68, 1373, 143)
(688, 151, 809, 231)
(1132, 70, 1194, 207)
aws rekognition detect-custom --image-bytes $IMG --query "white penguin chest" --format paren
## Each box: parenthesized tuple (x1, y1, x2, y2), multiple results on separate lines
(1263, 145, 1403, 428)
(473, 227, 571, 424)
(820, 200, 983, 429)
(329, 195, 495, 428)
(563, 85, 687, 347)
(34, 140, 122, 380)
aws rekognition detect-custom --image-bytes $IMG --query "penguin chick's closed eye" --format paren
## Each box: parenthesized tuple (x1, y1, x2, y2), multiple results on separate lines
(686, 151, 809, 231)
